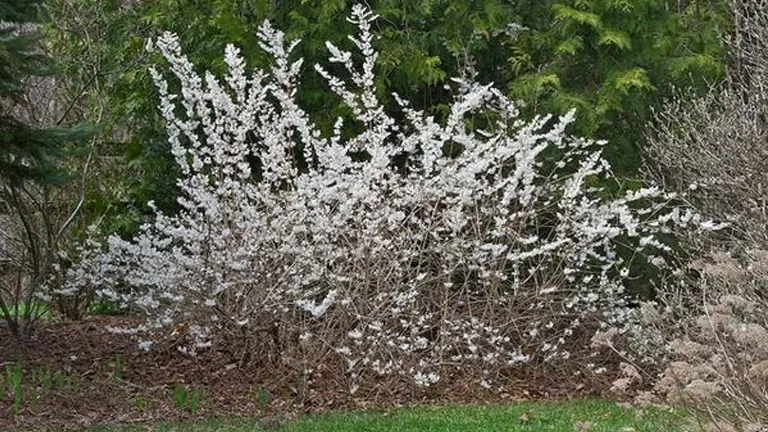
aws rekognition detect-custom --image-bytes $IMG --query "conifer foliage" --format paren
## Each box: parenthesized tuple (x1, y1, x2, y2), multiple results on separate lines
(0, 0, 90, 337)
(0, 0, 84, 183)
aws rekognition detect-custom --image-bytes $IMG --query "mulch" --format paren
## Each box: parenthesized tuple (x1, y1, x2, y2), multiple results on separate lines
(0, 316, 614, 431)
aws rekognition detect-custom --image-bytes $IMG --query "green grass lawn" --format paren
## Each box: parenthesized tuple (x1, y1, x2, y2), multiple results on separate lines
(91, 399, 685, 432)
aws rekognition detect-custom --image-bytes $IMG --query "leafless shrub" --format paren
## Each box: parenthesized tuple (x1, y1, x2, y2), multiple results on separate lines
(0, 171, 94, 336)
(645, 0, 768, 251)
(641, 2, 768, 429)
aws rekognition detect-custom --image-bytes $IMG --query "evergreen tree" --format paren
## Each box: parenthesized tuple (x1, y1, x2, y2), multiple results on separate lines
(0, 0, 91, 338)
(0, 0, 87, 185)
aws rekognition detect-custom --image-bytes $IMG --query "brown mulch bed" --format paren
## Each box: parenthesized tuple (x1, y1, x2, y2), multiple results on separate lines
(0, 316, 613, 431)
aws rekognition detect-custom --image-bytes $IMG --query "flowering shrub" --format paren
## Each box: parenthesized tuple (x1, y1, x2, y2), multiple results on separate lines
(66, 6, 711, 390)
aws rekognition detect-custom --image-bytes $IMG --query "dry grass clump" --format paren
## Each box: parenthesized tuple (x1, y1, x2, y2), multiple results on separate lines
(643, 250, 768, 432)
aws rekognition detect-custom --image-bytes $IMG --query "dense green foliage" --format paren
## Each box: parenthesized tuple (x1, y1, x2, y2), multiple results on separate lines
(42, 0, 729, 236)
(0, 0, 88, 185)
(505, 0, 727, 172)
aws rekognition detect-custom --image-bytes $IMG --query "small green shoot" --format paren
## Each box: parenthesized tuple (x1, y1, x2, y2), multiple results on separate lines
(253, 384, 271, 409)
(110, 354, 124, 381)
(54, 370, 70, 390)
(132, 394, 150, 411)
(188, 388, 201, 414)
(39, 368, 53, 393)
(32, 367, 53, 394)
(28, 387, 39, 412)
(173, 383, 187, 412)
(5, 360, 24, 413)
(173, 384, 202, 414)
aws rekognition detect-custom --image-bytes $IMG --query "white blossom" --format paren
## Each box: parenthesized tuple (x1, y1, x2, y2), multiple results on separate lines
(62, 5, 717, 391)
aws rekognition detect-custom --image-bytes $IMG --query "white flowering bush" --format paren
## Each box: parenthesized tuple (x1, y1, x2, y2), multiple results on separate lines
(66, 6, 711, 391)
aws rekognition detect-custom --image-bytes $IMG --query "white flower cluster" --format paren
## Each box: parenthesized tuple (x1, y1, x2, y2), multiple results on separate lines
(65, 6, 710, 389)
